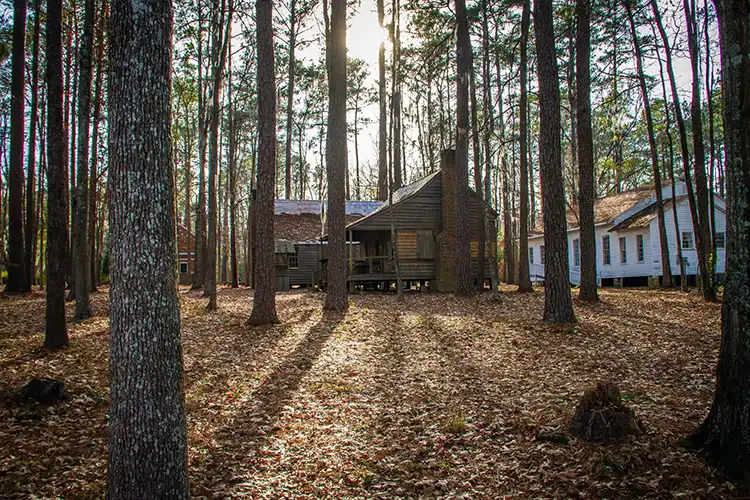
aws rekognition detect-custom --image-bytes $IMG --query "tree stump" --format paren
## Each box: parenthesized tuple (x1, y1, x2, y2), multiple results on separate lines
(20, 378, 68, 405)
(569, 382, 641, 443)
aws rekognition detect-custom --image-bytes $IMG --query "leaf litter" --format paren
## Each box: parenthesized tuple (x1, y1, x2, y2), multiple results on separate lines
(0, 285, 746, 498)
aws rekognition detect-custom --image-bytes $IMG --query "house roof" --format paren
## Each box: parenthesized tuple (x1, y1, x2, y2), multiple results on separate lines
(275, 213, 363, 243)
(345, 170, 443, 231)
(273, 200, 380, 244)
(531, 185, 657, 235)
(609, 195, 688, 231)
(275, 199, 382, 217)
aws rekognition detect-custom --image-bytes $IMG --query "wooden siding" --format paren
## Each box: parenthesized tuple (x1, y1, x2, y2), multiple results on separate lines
(526, 198, 727, 280)
(352, 175, 443, 231)
(288, 244, 321, 286)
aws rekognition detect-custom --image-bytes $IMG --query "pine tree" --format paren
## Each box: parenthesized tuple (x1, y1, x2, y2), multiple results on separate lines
(535, 0, 576, 323)
(248, 0, 280, 325)
(691, 0, 750, 476)
(324, 0, 348, 311)
(45, 0, 70, 349)
(107, 0, 188, 493)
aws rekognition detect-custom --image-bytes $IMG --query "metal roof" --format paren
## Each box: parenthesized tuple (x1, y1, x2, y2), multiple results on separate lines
(274, 199, 382, 216)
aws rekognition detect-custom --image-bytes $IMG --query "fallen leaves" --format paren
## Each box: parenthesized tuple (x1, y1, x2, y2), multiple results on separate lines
(0, 285, 745, 498)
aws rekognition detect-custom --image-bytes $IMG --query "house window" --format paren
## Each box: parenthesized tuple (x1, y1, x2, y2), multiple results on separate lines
(540, 246, 546, 265)
(620, 237, 627, 264)
(288, 251, 299, 270)
(573, 239, 580, 267)
(179, 262, 188, 274)
(682, 231, 694, 249)
(715, 232, 725, 249)
(603, 235, 611, 265)
(637, 234, 644, 262)
(529, 247, 534, 265)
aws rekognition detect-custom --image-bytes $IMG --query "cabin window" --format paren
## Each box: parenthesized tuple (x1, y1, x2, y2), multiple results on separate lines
(529, 247, 534, 265)
(573, 239, 580, 267)
(715, 232, 725, 249)
(620, 237, 627, 264)
(682, 232, 694, 249)
(637, 234, 644, 262)
(179, 262, 188, 274)
(540, 246, 546, 265)
(603, 235, 611, 265)
(288, 252, 299, 270)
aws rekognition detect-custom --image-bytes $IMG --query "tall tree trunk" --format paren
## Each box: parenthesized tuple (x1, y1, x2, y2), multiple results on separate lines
(89, 0, 107, 291)
(248, 0, 279, 324)
(567, 24, 577, 202)
(193, 17, 206, 290)
(576, 0, 598, 302)
(228, 31, 238, 288)
(45, 0, 69, 348)
(651, 0, 694, 290)
(683, 0, 715, 300)
(691, 0, 750, 475)
(469, 47, 486, 292)
(624, 0, 672, 287)
(205, 0, 230, 309)
(535, 0, 576, 323)
(6, 0, 29, 293)
(324, 0, 348, 310)
(107, 0, 188, 492)
(25, 0, 42, 287)
(482, 0, 500, 300)
(376, 0, 387, 201)
(284, 0, 296, 199)
(73, 0, 95, 320)
(454, 0, 473, 296)
(517, 0, 532, 293)
(704, 0, 718, 286)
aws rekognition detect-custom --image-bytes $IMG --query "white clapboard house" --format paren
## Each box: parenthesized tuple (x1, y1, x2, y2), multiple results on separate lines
(527, 181, 726, 287)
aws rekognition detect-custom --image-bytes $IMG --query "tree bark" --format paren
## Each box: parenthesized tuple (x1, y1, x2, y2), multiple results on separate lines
(651, 0, 709, 298)
(683, 0, 715, 300)
(624, 0, 672, 288)
(73, 0, 95, 320)
(108, 0, 188, 493)
(45, 0, 69, 348)
(323, 0, 348, 310)
(25, 0, 42, 287)
(454, 0, 473, 296)
(193, 17, 206, 289)
(205, 0, 231, 309)
(228, 30, 238, 289)
(89, 0, 107, 291)
(535, 0, 576, 323)
(284, 0, 296, 199)
(377, 0, 387, 201)
(482, 0, 500, 300)
(517, 0, 533, 293)
(576, 0, 598, 302)
(691, 0, 750, 476)
(6, 0, 30, 293)
(469, 44, 486, 293)
(248, 0, 280, 325)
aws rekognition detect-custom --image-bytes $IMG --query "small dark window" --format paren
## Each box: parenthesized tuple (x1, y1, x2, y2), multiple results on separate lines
(288, 252, 299, 270)
(715, 232, 725, 249)
(603, 235, 611, 265)
(573, 239, 580, 267)
(540, 245, 546, 265)
(682, 232, 694, 249)
(180, 262, 188, 274)
(637, 234, 645, 262)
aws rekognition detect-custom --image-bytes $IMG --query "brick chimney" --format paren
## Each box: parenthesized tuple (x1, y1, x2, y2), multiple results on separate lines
(436, 149, 457, 292)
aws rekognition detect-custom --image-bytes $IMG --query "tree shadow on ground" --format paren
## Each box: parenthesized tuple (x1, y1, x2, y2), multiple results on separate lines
(195, 308, 345, 495)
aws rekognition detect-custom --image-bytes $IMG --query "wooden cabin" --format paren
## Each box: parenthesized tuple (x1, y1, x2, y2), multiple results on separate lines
(323, 149, 498, 292)
(250, 199, 381, 290)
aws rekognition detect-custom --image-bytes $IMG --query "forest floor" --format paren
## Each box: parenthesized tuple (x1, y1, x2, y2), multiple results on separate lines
(0, 285, 745, 498)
